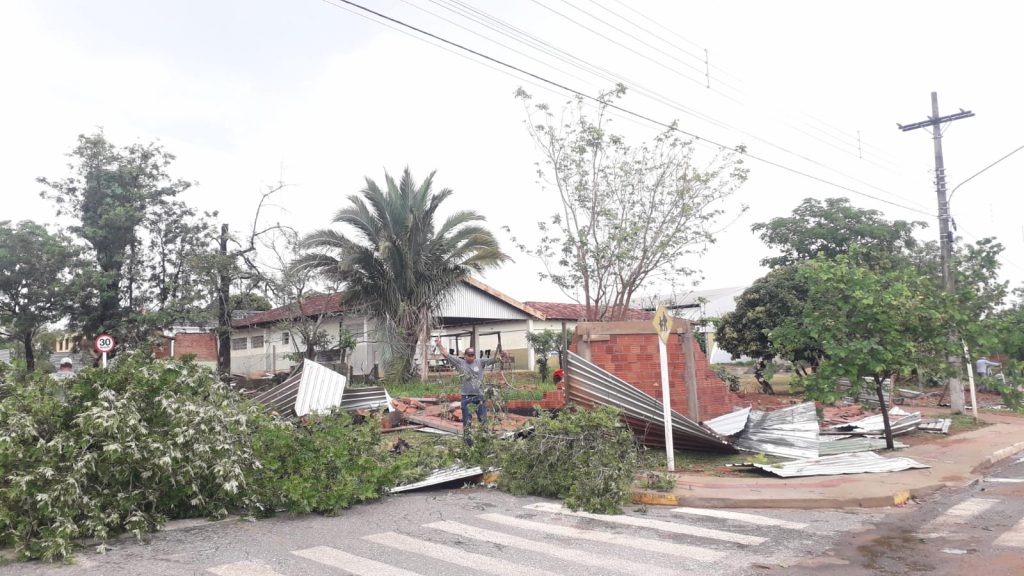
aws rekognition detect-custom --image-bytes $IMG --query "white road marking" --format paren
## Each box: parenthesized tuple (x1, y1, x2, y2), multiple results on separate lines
(207, 561, 285, 576)
(426, 520, 681, 576)
(293, 546, 425, 576)
(525, 502, 766, 545)
(671, 507, 808, 530)
(364, 531, 565, 576)
(479, 513, 724, 562)
(994, 517, 1024, 548)
(985, 477, 1024, 483)
(919, 497, 1000, 538)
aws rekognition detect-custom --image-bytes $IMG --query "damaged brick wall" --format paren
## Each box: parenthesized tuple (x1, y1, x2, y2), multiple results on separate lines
(154, 332, 219, 363)
(571, 320, 741, 422)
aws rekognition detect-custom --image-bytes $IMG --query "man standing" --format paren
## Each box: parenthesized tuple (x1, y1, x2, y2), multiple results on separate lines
(976, 356, 1001, 377)
(434, 337, 506, 430)
(51, 357, 76, 380)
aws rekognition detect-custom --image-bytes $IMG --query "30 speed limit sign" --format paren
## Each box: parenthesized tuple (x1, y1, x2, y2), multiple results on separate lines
(95, 333, 116, 353)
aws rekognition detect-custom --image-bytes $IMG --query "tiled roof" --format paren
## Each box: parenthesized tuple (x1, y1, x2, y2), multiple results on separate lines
(232, 293, 345, 327)
(524, 301, 653, 321)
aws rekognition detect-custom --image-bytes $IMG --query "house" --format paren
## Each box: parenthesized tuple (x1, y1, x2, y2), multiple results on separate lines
(231, 278, 549, 378)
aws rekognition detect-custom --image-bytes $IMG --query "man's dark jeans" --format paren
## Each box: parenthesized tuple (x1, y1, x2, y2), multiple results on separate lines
(460, 394, 487, 428)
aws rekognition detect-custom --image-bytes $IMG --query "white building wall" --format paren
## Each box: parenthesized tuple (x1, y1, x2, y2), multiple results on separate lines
(231, 316, 384, 377)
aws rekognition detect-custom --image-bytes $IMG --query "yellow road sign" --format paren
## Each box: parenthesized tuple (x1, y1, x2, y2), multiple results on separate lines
(652, 304, 672, 345)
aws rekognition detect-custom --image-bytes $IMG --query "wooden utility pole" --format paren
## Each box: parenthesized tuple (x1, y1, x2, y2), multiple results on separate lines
(899, 92, 974, 412)
(217, 223, 232, 377)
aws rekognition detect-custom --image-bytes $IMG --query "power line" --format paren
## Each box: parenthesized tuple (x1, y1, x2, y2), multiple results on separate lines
(320, 0, 936, 218)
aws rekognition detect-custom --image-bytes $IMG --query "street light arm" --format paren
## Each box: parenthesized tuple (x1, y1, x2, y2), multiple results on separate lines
(948, 144, 1024, 204)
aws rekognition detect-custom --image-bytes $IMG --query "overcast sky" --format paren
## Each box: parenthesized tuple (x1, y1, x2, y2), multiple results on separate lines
(2, 0, 1021, 305)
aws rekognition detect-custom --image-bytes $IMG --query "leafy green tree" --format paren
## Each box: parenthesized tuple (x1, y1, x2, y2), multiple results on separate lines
(39, 132, 216, 345)
(772, 253, 958, 447)
(752, 197, 924, 268)
(0, 221, 81, 371)
(526, 329, 560, 382)
(295, 168, 509, 382)
(514, 86, 747, 320)
(228, 292, 273, 313)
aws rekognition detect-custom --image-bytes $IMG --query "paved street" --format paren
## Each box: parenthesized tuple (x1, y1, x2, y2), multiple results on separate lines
(1, 490, 888, 576)
(787, 450, 1024, 575)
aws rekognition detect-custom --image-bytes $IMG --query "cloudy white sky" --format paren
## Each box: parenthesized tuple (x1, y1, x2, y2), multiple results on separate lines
(2, 0, 1021, 305)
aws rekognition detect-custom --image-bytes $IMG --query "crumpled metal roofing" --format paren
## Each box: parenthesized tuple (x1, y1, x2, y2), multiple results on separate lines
(565, 352, 734, 453)
(752, 451, 929, 478)
(827, 406, 921, 436)
(250, 361, 388, 418)
(389, 465, 483, 493)
(818, 436, 909, 455)
(733, 402, 820, 459)
(703, 406, 752, 437)
(295, 359, 347, 417)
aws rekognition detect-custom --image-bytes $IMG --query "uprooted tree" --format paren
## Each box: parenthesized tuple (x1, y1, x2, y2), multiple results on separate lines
(513, 85, 748, 320)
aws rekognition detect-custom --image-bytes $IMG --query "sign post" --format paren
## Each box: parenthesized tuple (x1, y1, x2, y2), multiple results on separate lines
(651, 305, 674, 471)
(95, 333, 116, 368)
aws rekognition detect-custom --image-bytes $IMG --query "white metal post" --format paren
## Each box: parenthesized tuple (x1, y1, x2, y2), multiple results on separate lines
(659, 337, 675, 471)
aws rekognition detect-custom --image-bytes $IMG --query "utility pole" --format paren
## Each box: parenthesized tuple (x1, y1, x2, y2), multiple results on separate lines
(898, 92, 974, 412)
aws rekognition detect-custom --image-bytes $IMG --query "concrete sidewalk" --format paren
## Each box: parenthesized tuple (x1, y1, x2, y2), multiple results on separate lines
(633, 410, 1024, 509)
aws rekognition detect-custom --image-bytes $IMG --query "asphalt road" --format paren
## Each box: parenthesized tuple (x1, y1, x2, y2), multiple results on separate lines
(786, 449, 1024, 575)
(0, 489, 889, 576)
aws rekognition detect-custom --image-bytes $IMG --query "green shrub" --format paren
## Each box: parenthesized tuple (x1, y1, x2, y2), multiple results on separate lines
(492, 405, 638, 514)
(0, 353, 261, 561)
(248, 412, 403, 515)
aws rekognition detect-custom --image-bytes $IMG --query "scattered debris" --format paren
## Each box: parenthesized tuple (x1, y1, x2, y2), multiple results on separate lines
(918, 418, 952, 434)
(818, 436, 908, 455)
(752, 452, 929, 478)
(565, 352, 734, 452)
(252, 360, 389, 418)
(733, 402, 820, 460)
(389, 465, 484, 493)
(703, 406, 752, 437)
(826, 406, 921, 436)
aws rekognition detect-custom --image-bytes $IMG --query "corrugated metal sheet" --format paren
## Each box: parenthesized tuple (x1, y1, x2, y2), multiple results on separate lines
(818, 436, 909, 455)
(752, 452, 929, 478)
(437, 282, 533, 320)
(0, 349, 11, 364)
(827, 407, 921, 436)
(733, 402, 820, 459)
(919, 419, 952, 434)
(250, 371, 301, 417)
(251, 362, 385, 418)
(389, 465, 483, 493)
(295, 359, 347, 417)
(339, 386, 389, 411)
(565, 352, 734, 453)
(703, 406, 752, 436)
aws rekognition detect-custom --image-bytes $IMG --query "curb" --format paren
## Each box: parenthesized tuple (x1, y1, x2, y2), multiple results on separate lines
(630, 481, 949, 510)
(983, 440, 1024, 468)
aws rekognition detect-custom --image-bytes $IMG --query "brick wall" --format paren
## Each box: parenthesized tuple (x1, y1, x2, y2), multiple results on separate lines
(571, 321, 741, 422)
(154, 333, 219, 363)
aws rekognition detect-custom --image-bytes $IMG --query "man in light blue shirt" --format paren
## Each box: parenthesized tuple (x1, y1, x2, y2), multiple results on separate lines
(435, 337, 506, 429)
(976, 356, 1001, 377)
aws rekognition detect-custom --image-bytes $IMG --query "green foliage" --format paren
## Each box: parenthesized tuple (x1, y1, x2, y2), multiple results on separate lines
(526, 329, 560, 382)
(492, 405, 639, 514)
(38, 132, 216, 344)
(0, 221, 82, 371)
(751, 197, 925, 269)
(248, 412, 402, 515)
(991, 378, 1024, 413)
(295, 168, 509, 383)
(513, 87, 747, 321)
(0, 353, 260, 560)
(639, 472, 676, 491)
(711, 365, 740, 390)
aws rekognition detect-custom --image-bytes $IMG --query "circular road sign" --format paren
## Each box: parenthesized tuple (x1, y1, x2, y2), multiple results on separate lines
(95, 333, 116, 353)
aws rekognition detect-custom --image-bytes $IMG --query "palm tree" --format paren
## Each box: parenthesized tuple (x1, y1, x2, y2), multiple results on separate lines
(295, 168, 509, 382)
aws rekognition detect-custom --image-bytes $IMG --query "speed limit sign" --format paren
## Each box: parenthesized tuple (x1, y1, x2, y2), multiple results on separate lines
(95, 333, 116, 353)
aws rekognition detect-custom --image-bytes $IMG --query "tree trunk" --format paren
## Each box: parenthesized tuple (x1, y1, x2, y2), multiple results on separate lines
(22, 330, 35, 372)
(216, 224, 231, 376)
(875, 376, 895, 450)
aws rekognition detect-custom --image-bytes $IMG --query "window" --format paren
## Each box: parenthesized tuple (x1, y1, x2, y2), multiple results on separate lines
(251, 335, 264, 349)
(231, 337, 247, 351)
(282, 332, 290, 345)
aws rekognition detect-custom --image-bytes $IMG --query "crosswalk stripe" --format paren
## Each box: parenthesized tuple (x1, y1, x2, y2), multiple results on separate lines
(364, 531, 565, 576)
(919, 497, 1000, 537)
(994, 517, 1024, 548)
(525, 502, 766, 545)
(207, 561, 285, 576)
(425, 520, 681, 576)
(293, 546, 425, 576)
(671, 507, 808, 530)
(479, 513, 724, 562)
(985, 477, 1024, 483)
